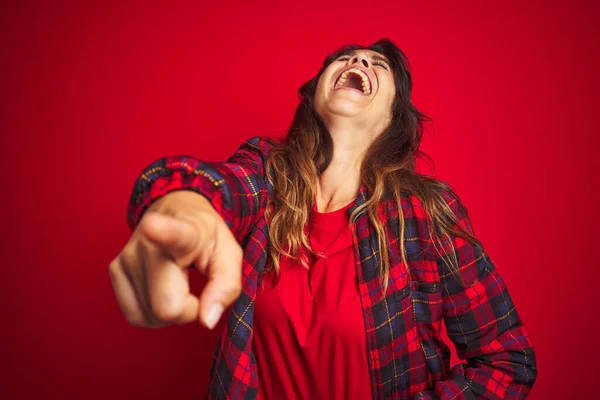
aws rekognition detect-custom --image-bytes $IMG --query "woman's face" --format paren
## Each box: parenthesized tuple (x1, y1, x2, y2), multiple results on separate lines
(314, 49, 396, 132)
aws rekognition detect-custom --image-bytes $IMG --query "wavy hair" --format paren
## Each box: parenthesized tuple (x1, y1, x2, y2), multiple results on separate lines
(263, 38, 482, 292)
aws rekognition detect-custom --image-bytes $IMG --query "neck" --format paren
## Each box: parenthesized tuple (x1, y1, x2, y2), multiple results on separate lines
(315, 119, 372, 213)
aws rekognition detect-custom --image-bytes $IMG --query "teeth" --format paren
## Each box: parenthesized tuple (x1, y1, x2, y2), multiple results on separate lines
(334, 68, 371, 95)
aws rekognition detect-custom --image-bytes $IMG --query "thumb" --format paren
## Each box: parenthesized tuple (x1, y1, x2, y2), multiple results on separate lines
(174, 291, 202, 325)
(198, 229, 243, 329)
(139, 212, 200, 265)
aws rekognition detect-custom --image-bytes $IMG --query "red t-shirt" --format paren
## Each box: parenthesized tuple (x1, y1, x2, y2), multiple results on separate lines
(253, 199, 372, 400)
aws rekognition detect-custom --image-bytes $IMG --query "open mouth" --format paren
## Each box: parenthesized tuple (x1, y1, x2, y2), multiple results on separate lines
(334, 68, 372, 95)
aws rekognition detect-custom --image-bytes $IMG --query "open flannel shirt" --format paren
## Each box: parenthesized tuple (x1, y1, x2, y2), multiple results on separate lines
(127, 136, 537, 400)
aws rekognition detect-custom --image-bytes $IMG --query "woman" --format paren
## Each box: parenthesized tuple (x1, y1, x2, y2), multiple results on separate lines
(110, 39, 537, 399)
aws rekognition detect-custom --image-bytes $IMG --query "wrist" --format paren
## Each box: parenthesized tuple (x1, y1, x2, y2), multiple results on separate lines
(148, 190, 216, 216)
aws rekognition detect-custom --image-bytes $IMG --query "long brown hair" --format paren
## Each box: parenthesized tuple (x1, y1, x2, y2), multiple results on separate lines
(264, 38, 483, 291)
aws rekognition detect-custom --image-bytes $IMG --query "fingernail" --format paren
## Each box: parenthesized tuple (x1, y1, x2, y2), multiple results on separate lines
(204, 303, 224, 329)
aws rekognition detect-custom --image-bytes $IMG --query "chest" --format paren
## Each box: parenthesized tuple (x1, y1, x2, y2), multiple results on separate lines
(231, 199, 446, 396)
(254, 221, 360, 342)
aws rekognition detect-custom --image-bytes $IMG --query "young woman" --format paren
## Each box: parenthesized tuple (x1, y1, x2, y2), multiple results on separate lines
(110, 39, 537, 399)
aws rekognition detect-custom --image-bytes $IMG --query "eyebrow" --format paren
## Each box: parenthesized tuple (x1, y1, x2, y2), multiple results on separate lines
(342, 50, 390, 67)
(370, 54, 390, 66)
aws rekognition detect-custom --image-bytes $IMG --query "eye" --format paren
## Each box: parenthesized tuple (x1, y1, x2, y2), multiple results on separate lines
(336, 55, 389, 71)
(373, 61, 389, 70)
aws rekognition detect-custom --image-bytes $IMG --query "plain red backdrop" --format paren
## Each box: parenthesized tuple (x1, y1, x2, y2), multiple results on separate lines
(1, 0, 598, 399)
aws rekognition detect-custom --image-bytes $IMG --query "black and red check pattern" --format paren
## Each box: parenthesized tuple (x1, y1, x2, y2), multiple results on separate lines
(127, 136, 537, 399)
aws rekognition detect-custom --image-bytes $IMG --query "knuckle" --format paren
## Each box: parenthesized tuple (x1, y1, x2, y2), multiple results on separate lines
(134, 237, 148, 255)
(132, 240, 157, 270)
(136, 216, 156, 239)
(196, 208, 217, 226)
(120, 244, 138, 268)
(198, 209, 217, 225)
(222, 283, 242, 300)
(108, 259, 120, 278)
(196, 257, 209, 275)
(192, 211, 213, 235)
(125, 313, 149, 328)
(149, 294, 182, 322)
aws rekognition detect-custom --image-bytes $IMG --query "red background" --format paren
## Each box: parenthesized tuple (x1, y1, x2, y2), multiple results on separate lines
(1, 1, 598, 399)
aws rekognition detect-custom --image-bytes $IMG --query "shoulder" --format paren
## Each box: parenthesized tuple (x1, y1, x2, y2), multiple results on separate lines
(226, 136, 284, 173)
(393, 176, 464, 216)
(435, 181, 467, 218)
(390, 178, 475, 249)
(433, 180, 474, 238)
(407, 177, 469, 225)
(240, 135, 285, 156)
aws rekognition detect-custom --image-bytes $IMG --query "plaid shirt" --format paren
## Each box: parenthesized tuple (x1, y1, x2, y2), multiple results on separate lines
(127, 136, 537, 400)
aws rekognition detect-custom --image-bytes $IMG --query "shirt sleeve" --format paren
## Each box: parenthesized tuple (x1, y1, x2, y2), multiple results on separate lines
(414, 189, 538, 399)
(126, 136, 274, 243)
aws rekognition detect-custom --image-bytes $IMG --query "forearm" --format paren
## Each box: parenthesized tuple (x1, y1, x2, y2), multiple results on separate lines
(146, 189, 221, 219)
(419, 187, 538, 399)
(413, 324, 537, 399)
(126, 136, 274, 242)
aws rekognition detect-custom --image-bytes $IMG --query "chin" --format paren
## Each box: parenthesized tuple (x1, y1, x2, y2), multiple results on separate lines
(324, 98, 364, 118)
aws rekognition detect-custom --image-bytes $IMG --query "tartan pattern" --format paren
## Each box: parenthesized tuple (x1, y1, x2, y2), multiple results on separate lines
(127, 136, 537, 399)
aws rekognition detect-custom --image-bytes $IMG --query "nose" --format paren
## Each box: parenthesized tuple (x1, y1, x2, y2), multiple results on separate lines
(350, 55, 370, 68)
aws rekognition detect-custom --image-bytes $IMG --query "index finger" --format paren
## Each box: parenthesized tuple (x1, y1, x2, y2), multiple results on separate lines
(139, 212, 201, 265)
